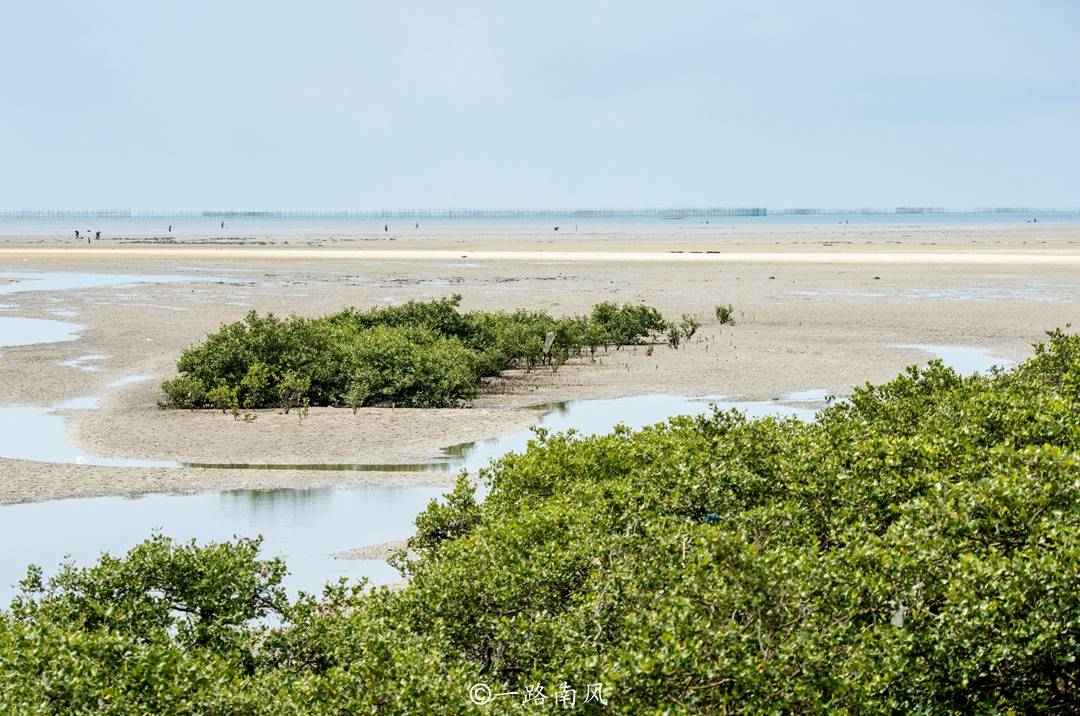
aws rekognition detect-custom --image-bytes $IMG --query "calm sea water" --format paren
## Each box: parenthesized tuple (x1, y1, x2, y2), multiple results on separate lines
(1, 210, 1078, 237)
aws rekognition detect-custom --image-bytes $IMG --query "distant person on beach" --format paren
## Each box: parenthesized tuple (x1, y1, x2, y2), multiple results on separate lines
(168, 225, 172, 233)
(95, 231, 100, 240)
(554, 225, 560, 232)
(74, 230, 79, 239)
(384, 224, 388, 232)
(221, 220, 225, 229)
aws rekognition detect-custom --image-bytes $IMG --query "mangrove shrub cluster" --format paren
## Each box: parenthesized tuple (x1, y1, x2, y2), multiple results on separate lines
(159, 296, 670, 411)
(4, 331, 1079, 713)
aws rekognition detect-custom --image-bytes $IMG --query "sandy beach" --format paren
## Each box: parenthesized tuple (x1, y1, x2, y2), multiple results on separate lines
(1, 226, 1078, 504)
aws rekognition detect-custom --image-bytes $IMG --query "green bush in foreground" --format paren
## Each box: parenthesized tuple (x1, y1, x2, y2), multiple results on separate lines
(159, 296, 671, 410)
(5, 331, 1080, 713)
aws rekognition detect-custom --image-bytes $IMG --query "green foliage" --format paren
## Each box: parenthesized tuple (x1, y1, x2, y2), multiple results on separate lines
(156, 375, 206, 410)
(10, 536, 288, 649)
(342, 326, 481, 408)
(206, 384, 238, 414)
(160, 297, 671, 410)
(660, 312, 701, 350)
(408, 475, 482, 554)
(239, 361, 273, 408)
(2, 537, 289, 714)
(678, 313, 701, 341)
(9, 330, 1080, 712)
(715, 303, 736, 325)
(589, 301, 668, 346)
(277, 370, 311, 416)
(665, 320, 682, 349)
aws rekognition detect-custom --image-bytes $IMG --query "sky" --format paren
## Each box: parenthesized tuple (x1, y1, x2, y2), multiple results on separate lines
(1, 0, 1078, 210)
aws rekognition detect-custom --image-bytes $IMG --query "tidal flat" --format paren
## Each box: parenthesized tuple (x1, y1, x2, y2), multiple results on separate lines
(1, 226, 1077, 504)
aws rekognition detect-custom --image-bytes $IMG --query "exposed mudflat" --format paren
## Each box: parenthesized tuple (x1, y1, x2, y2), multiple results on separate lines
(0, 227, 1077, 504)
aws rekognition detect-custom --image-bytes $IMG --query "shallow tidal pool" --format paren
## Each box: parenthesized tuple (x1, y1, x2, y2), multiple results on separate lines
(0, 486, 444, 603)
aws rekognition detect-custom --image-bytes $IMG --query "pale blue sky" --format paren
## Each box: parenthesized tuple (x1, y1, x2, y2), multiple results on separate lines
(1, 1, 1077, 209)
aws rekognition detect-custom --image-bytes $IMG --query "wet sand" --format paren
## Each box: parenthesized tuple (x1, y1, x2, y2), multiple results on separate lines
(3, 223, 1080, 252)
(335, 539, 410, 561)
(1, 227, 1078, 504)
(0, 459, 457, 505)
(4, 247, 1080, 265)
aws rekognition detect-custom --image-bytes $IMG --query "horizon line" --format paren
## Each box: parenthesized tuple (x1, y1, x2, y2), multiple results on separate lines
(1, 206, 1078, 220)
